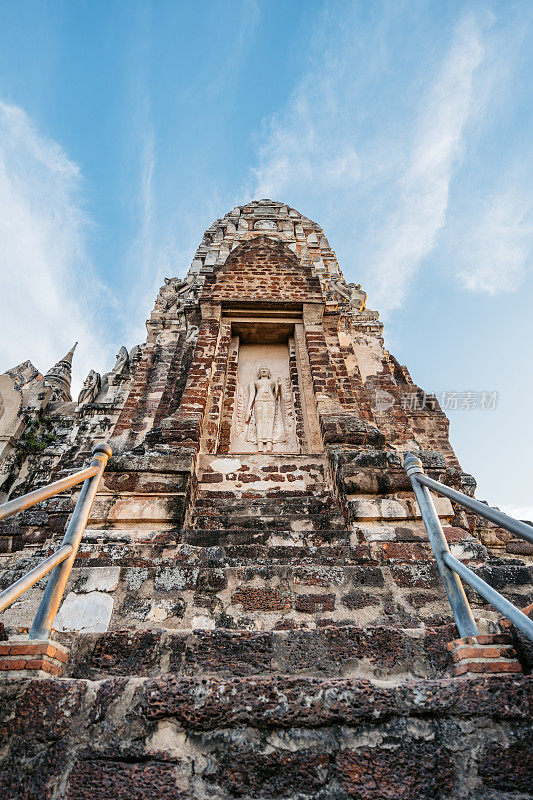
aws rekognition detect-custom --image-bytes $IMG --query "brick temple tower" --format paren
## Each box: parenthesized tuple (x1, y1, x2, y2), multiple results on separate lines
(0, 200, 531, 798)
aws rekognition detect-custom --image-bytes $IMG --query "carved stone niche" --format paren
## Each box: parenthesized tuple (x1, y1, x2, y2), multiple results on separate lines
(231, 342, 298, 454)
(215, 318, 322, 456)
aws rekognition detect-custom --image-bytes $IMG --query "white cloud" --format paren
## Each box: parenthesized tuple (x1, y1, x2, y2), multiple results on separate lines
(249, 11, 495, 314)
(364, 15, 485, 311)
(456, 190, 533, 293)
(205, 0, 260, 101)
(253, 109, 361, 201)
(123, 126, 160, 346)
(500, 504, 533, 523)
(140, 129, 155, 274)
(250, 11, 362, 204)
(0, 100, 114, 394)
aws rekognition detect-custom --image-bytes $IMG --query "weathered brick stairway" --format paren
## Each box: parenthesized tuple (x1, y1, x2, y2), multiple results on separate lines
(1, 468, 532, 798)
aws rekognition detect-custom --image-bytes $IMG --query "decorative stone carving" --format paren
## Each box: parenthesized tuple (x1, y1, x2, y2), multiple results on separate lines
(6, 360, 40, 390)
(113, 347, 130, 377)
(96, 374, 110, 402)
(244, 366, 285, 452)
(230, 344, 298, 454)
(129, 345, 142, 362)
(163, 274, 202, 309)
(347, 283, 367, 311)
(329, 279, 367, 311)
(155, 274, 204, 328)
(77, 370, 101, 406)
(0, 374, 24, 466)
(254, 219, 277, 230)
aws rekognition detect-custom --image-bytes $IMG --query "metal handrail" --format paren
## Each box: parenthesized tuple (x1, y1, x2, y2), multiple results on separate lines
(0, 465, 100, 522)
(404, 453, 533, 643)
(413, 472, 533, 544)
(0, 442, 112, 639)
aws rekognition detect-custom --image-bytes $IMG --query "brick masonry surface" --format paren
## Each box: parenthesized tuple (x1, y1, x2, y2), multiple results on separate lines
(0, 675, 531, 799)
(447, 633, 523, 676)
(0, 639, 69, 677)
(0, 199, 531, 798)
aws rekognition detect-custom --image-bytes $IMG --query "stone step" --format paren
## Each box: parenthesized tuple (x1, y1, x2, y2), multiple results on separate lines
(110, 563, 456, 633)
(189, 513, 347, 531)
(193, 491, 337, 509)
(190, 500, 345, 514)
(1, 672, 530, 799)
(196, 454, 331, 491)
(64, 624, 457, 680)
(2, 546, 531, 634)
(189, 510, 347, 527)
(195, 481, 333, 495)
(183, 528, 352, 548)
(192, 495, 341, 512)
(190, 504, 345, 521)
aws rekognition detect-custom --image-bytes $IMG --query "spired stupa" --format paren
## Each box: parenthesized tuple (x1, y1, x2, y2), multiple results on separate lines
(0, 200, 531, 799)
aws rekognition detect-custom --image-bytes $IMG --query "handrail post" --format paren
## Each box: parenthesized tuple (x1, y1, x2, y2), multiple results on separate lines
(29, 443, 112, 640)
(404, 453, 479, 638)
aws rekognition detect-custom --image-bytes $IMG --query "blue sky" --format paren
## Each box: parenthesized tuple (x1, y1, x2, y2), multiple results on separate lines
(0, 0, 532, 514)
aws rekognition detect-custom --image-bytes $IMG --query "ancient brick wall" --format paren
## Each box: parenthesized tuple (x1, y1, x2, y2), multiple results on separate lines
(0, 199, 531, 799)
(201, 235, 323, 304)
